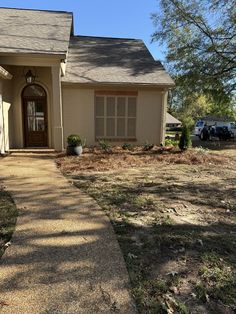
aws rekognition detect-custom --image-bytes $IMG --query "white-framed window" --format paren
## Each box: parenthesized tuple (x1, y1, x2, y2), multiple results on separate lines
(95, 94, 137, 140)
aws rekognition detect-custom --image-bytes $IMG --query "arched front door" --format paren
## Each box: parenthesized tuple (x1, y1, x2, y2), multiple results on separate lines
(22, 84, 48, 147)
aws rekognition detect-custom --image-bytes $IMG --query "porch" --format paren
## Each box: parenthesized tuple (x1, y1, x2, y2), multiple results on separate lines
(0, 58, 64, 154)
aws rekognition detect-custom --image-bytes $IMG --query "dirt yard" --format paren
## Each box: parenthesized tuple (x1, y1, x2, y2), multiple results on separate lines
(58, 146, 236, 314)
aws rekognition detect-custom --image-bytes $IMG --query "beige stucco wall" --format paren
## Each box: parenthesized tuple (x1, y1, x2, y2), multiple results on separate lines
(62, 85, 167, 146)
(62, 87, 95, 146)
(137, 90, 163, 145)
(5, 66, 53, 148)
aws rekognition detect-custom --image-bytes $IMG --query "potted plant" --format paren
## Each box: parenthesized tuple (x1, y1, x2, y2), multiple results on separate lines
(66, 134, 83, 156)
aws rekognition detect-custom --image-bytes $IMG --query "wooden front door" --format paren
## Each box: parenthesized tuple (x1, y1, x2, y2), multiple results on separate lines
(22, 85, 48, 147)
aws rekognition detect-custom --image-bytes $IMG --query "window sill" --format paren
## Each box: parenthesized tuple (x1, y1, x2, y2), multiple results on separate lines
(95, 138, 137, 142)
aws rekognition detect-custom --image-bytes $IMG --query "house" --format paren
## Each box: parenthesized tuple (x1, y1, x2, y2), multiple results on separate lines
(166, 113, 182, 128)
(0, 7, 174, 153)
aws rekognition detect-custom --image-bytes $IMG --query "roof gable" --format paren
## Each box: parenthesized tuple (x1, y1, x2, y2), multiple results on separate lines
(62, 36, 174, 86)
(0, 8, 73, 55)
(166, 113, 182, 124)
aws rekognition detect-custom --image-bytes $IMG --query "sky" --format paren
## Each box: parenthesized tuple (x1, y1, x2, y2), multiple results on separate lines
(0, 0, 165, 61)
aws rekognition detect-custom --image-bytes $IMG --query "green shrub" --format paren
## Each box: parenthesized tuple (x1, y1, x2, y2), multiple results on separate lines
(143, 141, 154, 151)
(122, 143, 132, 150)
(98, 140, 112, 153)
(165, 138, 179, 147)
(67, 134, 82, 147)
(178, 126, 191, 151)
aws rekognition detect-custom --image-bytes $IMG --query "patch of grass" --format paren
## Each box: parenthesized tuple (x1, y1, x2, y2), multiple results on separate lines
(176, 300, 190, 314)
(0, 188, 17, 258)
(195, 282, 208, 303)
(198, 252, 236, 304)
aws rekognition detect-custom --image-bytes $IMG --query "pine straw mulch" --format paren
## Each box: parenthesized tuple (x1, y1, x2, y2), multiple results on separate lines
(56, 146, 234, 174)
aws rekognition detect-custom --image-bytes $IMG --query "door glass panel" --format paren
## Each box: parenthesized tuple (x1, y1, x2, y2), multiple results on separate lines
(28, 117, 36, 131)
(27, 101, 35, 115)
(36, 103, 44, 117)
(27, 101, 45, 131)
(23, 85, 46, 97)
(36, 117, 45, 131)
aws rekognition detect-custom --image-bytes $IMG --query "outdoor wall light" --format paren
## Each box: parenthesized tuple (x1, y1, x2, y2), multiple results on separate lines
(23, 67, 37, 84)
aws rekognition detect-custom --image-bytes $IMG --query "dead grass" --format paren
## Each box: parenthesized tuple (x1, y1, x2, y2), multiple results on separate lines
(0, 187, 17, 258)
(58, 146, 236, 313)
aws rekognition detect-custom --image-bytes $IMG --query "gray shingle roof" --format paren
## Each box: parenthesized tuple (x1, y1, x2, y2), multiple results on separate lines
(166, 113, 182, 125)
(62, 36, 174, 86)
(0, 8, 72, 55)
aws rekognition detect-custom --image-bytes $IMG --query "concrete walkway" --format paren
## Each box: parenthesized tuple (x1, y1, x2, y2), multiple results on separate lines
(0, 153, 136, 314)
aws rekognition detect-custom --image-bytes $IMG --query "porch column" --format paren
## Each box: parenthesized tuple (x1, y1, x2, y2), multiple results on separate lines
(51, 66, 64, 151)
(0, 80, 4, 154)
(160, 90, 168, 145)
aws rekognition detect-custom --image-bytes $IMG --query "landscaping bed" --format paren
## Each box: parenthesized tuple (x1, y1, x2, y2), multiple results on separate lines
(57, 147, 236, 313)
(57, 146, 233, 173)
(0, 187, 17, 258)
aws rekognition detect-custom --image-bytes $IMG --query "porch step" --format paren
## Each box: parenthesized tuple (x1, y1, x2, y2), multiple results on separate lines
(9, 148, 56, 154)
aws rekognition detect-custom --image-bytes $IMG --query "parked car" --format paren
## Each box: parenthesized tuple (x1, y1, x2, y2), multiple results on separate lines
(200, 125, 232, 141)
(195, 119, 236, 137)
(214, 126, 232, 140)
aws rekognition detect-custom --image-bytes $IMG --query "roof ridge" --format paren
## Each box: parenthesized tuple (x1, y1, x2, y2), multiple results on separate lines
(0, 7, 73, 15)
(72, 35, 143, 42)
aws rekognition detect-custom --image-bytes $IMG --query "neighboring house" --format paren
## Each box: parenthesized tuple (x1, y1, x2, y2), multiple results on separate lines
(166, 113, 182, 128)
(0, 8, 174, 153)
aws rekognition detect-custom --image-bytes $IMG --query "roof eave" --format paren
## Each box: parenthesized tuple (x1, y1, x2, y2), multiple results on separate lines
(62, 80, 175, 89)
(0, 66, 12, 80)
(0, 51, 67, 59)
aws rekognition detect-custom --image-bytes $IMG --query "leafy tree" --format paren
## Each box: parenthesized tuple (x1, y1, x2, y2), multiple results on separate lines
(152, 0, 236, 122)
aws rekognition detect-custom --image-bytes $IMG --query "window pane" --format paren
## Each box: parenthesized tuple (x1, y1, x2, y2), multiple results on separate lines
(127, 118, 136, 137)
(95, 97, 104, 116)
(107, 118, 115, 136)
(117, 97, 126, 116)
(96, 118, 104, 136)
(23, 84, 46, 97)
(107, 97, 115, 116)
(128, 98, 136, 117)
(117, 118, 125, 136)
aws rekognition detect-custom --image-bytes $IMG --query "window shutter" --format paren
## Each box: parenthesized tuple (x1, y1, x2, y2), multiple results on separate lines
(95, 96, 104, 116)
(95, 94, 137, 139)
(95, 118, 105, 137)
(117, 118, 126, 136)
(128, 97, 137, 117)
(127, 118, 136, 137)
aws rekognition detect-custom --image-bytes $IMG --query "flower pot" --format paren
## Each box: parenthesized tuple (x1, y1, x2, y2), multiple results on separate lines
(74, 145, 83, 156)
(66, 145, 83, 156)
